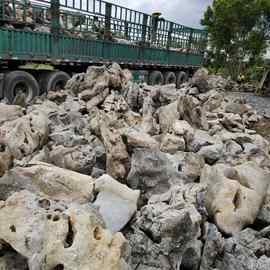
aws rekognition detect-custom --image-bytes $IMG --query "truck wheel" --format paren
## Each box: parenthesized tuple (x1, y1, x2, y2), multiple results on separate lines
(176, 71, 188, 88)
(149, 71, 164, 86)
(40, 71, 70, 93)
(164, 71, 176, 85)
(4, 71, 40, 103)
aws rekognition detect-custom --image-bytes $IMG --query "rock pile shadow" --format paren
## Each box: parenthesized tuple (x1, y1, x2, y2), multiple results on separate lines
(0, 64, 270, 270)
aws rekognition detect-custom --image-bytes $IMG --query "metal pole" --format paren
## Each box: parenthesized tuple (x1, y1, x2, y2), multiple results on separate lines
(105, 2, 111, 40)
(141, 14, 148, 44)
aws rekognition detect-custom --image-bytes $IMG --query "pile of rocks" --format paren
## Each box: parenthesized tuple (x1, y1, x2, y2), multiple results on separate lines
(0, 64, 270, 270)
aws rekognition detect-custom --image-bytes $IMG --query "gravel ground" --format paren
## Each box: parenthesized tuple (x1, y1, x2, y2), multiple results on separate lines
(225, 91, 270, 118)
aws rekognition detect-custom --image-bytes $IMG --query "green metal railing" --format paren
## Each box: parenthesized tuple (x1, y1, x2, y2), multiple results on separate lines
(0, 0, 207, 67)
(0, 0, 207, 53)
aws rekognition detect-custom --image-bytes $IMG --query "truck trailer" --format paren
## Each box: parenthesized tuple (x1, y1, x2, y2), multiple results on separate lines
(0, 0, 207, 102)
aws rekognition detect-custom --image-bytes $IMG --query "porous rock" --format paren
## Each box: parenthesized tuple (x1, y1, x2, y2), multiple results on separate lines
(0, 190, 130, 270)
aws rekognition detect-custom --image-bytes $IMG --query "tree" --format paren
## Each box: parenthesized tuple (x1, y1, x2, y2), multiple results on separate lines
(201, 0, 270, 80)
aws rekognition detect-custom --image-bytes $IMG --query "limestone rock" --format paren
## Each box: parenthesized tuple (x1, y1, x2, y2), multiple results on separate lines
(191, 68, 209, 93)
(49, 144, 96, 174)
(198, 143, 223, 164)
(123, 128, 159, 150)
(160, 133, 186, 154)
(213, 227, 270, 270)
(178, 95, 209, 130)
(158, 101, 179, 133)
(0, 104, 24, 126)
(125, 184, 203, 270)
(201, 163, 270, 234)
(0, 190, 130, 270)
(172, 120, 194, 142)
(172, 152, 205, 183)
(1, 162, 94, 202)
(100, 121, 129, 181)
(203, 90, 224, 112)
(94, 174, 140, 233)
(2, 110, 49, 160)
(188, 129, 221, 153)
(200, 223, 225, 270)
(127, 149, 180, 202)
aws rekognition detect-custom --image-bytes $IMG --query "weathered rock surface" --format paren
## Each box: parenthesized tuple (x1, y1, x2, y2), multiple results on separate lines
(0, 162, 94, 202)
(125, 184, 205, 270)
(0, 64, 270, 270)
(94, 174, 140, 233)
(127, 149, 181, 202)
(201, 162, 270, 234)
(0, 190, 130, 270)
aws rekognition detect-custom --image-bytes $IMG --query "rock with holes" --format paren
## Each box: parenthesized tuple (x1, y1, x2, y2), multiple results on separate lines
(0, 190, 130, 270)
(201, 162, 270, 234)
(0, 162, 94, 202)
(171, 151, 205, 183)
(125, 184, 203, 270)
(1, 110, 48, 160)
(94, 174, 140, 233)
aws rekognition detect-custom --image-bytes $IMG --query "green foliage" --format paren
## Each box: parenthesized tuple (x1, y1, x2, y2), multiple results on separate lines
(202, 0, 270, 80)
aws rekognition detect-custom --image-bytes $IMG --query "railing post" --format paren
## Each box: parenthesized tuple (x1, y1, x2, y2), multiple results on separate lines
(51, 0, 60, 62)
(141, 14, 148, 44)
(124, 21, 129, 40)
(51, 0, 60, 36)
(105, 2, 111, 40)
(0, 0, 3, 22)
(188, 29, 194, 53)
(151, 14, 159, 45)
(167, 21, 173, 50)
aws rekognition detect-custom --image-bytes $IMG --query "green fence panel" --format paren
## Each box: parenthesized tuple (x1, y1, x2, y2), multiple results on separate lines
(0, 28, 203, 66)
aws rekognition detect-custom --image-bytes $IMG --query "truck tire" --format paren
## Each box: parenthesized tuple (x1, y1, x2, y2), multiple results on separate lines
(4, 71, 40, 103)
(149, 71, 164, 85)
(164, 71, 176, 85)
(176, 71, 188, 88)
(40, 71, 70, 93)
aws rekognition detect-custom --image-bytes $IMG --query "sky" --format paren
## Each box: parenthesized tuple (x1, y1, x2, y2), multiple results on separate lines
(108, 0, 213, 28)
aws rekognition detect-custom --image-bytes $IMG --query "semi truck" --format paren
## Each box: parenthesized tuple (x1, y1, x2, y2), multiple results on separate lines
(0, 0, 207, 102)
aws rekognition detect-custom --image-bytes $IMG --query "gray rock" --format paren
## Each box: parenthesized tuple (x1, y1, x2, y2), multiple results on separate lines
(200, 223, 224, 270)
(191, 68, 209, 93)
(94, 174, 140, 233)
(198, 143, 223, 164)
(49, 144, 96, 174)
(127, 149, 181, 202)
(125, 184, 203, 270)
(160, 133, 186, 154)
(178, 95, 209, 130)
(158, 101, 179, 133)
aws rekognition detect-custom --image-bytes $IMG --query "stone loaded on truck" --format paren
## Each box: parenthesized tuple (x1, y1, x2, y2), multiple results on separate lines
(0, 0, 207, 103)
